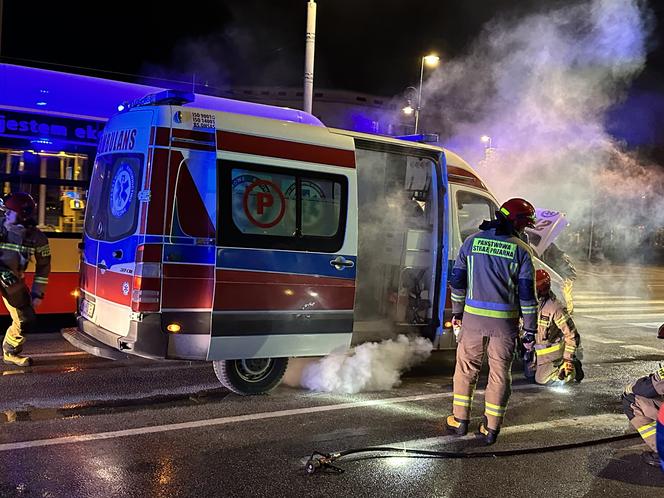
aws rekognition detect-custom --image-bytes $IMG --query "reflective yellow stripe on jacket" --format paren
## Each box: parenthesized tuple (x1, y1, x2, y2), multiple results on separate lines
(535, 342, 564, 357)
(638, 421, 656, 440)
(464, 305, 519, 319)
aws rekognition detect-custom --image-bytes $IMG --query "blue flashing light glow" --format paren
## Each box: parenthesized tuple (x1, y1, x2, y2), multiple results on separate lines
(117, 104, 126, 112)
(126, 89, 195, 110)
(395, 133, 440, 143)
(349, 112, 380, 134)
(0, 63, 324, 126)
(36, 101, 47, 106)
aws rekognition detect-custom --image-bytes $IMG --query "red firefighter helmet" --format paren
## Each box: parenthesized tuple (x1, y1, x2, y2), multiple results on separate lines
(536, 269, 551, 296)
(3, 192, 36, 220)
(499, 198, 537, 231)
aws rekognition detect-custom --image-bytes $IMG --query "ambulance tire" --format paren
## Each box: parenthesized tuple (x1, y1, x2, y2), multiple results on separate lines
(213, 357, 289, 395)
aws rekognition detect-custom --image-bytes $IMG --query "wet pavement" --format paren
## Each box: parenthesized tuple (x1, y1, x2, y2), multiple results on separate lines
(0, 262, 663, 497)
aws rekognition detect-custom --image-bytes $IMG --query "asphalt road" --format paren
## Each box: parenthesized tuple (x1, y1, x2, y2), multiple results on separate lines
(1, 262, 663, 497)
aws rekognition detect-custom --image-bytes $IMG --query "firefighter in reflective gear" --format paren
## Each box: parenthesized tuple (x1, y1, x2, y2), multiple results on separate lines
(444, 197, 538, 445)
(523, 269, 583, 384)
(0, 193, 51, 367)
(621, 366, 664, 467)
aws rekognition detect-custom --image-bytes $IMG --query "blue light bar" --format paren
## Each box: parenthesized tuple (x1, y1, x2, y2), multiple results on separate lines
(395, 133, 440, 143)
(0, 64, 324, 126)
(125, 89, 195, 110)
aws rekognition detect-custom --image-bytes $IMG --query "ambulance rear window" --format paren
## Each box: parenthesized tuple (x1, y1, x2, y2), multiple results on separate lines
(84, 153, 143, 241)
(219, 161, 347, 253)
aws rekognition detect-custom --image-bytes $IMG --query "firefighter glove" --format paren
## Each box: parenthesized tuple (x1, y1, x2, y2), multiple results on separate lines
(558, 359, 575, 380)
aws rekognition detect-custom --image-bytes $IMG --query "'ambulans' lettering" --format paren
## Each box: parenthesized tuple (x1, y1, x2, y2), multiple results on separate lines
(98, 129, 137, 153)
(472, 238, 517, 259)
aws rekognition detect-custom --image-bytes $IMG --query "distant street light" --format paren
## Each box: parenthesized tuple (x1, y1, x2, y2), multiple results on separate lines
(415, 54, 440, 134)
(402, 86, 417, 131)
(480, 135, 492, 148)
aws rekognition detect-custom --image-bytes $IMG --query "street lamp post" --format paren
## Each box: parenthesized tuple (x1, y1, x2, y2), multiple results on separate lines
(480, 135, 494, 167)
(414, 54, 440, 134)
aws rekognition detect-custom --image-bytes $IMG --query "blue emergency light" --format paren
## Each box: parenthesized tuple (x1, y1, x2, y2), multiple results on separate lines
(395, 133, 440, 144)
(122, 89, 195, 112)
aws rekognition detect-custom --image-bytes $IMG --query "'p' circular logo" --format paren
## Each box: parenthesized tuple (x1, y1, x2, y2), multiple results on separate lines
(110, 163, 135, 218)
(243, 179, 286, 229)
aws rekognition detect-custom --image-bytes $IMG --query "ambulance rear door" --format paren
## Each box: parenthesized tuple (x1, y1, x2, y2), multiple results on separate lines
(81, 110, 154, 337)
(210, 123, 357, 360)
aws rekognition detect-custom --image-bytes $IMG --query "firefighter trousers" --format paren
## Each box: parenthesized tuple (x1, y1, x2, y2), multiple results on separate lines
(452, 331, 516, 431)
(1, 296, 36, 355)
(623, 393, 660, 452)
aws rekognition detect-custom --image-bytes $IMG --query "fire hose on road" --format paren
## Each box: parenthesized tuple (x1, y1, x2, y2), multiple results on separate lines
(305, 432, 639, 474)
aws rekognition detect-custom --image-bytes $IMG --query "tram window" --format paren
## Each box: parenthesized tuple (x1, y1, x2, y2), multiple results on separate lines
(0, 148, 90, 233)
(456, 190, 497, 241)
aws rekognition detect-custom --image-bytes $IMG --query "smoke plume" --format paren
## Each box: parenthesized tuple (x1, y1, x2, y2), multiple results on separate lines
(408, 0, 661, 264)
(300, 335, 433, 394)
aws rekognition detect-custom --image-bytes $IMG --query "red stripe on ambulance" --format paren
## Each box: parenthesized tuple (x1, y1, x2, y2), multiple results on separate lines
(217, 131, 356, 168)
(162, 266, 215, 309)
(214, 269, 355, 311)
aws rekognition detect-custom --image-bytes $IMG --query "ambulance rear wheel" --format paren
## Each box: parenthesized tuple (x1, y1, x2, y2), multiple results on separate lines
(212, 357, 289, 395)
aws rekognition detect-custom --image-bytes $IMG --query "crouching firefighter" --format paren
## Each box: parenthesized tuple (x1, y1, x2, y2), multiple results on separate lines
(621, 326, 664, 468)
(444, 198, 538, 445)
(522, 269, 584, 385)
(620, 325, 664, 470)
(0, 193, 51, 367)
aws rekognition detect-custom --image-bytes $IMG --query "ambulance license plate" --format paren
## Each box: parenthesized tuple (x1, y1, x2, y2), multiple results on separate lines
(80, 299, 95, 319)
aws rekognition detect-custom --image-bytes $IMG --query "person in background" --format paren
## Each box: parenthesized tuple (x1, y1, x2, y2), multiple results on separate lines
(0, 192, 51, 367)
(523, 269, 584, 384)
(444, 198, 538, 445)
(541, 242, 577, 313)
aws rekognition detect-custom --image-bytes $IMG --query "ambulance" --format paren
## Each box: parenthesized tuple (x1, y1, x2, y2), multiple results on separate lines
(62, 89, 549, 395)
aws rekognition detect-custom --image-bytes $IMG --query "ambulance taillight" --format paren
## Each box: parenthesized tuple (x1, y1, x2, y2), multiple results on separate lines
(131, 244, 162, 312)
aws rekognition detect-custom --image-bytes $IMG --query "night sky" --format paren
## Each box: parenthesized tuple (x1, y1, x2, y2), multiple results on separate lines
(2, 0, 661, 95)
(1, 0, 663, 152)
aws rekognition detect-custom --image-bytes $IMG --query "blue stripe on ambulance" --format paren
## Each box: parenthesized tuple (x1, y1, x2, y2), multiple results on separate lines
(217, 247, 356, 279)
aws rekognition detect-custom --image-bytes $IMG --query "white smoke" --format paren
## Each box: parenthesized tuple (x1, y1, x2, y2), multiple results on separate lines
(300, 335, 433, 394)
(397, 0, 660, 268)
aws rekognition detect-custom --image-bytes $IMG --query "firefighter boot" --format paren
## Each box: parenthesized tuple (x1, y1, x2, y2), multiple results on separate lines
(642, 451, 660, 468)
(3, 351, 32, 367)
(443, 415, 469, 436)
(573, 359, 585, 383)
(477, 416, 500, 446)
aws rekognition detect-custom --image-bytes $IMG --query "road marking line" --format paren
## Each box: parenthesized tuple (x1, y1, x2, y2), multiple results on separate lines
(575, 306, 664, 313)
(581, 333, 624, 344)
(583, 313, 664, 321)
(0, 383, 551, 452)
(392, 413, 627, 450)
(620, 345, 662, 353)
(574, 293, 613, 297)
(573, 294, 644, 303)
(626, 322, 661, 329)
(575, 299, 664, 305)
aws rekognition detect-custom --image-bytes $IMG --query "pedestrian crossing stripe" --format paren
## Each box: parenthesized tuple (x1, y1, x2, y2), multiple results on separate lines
(625, 322, 661, 329)
(576, 306, 664, 313)
(584, 313, 664, 320)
